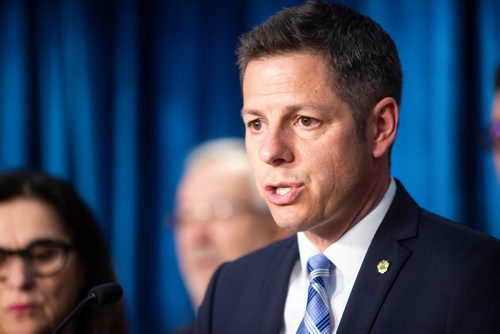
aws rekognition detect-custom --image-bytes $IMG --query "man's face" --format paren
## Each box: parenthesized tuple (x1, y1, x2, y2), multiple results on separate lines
(242, 53, 379, 242)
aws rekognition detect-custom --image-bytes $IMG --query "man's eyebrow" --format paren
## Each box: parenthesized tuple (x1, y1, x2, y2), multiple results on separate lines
(241, 104, 326, 117)
(241, 108, 261, 117)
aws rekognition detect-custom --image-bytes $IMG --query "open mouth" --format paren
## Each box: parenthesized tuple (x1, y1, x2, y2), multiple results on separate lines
(265, 183, 303, 205)
(276, 186, 291, 195)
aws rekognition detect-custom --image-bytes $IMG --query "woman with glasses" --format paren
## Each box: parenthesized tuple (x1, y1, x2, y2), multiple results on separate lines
(0, 170, 127, 333)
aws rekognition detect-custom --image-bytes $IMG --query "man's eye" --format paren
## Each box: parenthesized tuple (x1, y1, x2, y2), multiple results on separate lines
(300, 117, 312, 126)
(297, 116, 319, 127)
(249, 120, 262, 131)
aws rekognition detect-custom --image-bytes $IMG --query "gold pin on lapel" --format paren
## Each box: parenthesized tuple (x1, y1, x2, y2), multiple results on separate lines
(377, 259, 390, 274)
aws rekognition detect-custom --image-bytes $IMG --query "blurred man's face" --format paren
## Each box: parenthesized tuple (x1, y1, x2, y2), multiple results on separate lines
(492, 92, 500, 180)
(175, 161, 279, 308)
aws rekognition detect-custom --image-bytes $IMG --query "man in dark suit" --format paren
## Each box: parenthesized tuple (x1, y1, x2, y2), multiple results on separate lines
(196, 1, 500, 333)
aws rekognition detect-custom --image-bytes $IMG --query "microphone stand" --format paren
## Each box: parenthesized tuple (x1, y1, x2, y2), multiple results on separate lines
(52, 282, 122, 334)
(52, 295, 93, 334)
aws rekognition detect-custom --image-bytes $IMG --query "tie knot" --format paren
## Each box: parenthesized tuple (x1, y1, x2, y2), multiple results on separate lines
(307, 253, 333, 278)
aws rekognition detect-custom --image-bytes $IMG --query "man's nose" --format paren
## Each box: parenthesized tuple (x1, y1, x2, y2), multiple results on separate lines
(258, 127, 293, 166)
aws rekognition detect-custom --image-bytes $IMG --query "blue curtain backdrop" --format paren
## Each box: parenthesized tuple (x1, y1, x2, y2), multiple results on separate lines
(1, 0, 499, 332)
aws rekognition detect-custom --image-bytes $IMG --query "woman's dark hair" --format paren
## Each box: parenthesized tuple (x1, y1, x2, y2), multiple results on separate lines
(0, 170, 127, 333)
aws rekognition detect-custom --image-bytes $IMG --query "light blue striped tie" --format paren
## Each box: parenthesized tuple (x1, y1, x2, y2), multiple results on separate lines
(296, 253, 334, 334)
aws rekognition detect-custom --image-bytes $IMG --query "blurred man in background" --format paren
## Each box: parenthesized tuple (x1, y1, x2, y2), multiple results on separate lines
(173, 138, 289, 332)
(492, 66, 500, 180)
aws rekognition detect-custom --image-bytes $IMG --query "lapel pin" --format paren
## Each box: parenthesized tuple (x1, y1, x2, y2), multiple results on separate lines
(377, 259, 390, 274)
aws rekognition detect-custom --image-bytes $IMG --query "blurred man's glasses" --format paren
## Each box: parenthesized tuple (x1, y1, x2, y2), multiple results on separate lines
(174, 199, 256, 228)
(0, 239, 73, 279)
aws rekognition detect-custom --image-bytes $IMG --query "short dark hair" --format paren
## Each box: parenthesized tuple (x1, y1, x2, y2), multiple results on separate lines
(237, 0, 402, 140)
(0, 170, 127, 334)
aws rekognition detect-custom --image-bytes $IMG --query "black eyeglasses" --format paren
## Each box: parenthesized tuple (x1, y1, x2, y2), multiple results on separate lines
(0, 239, 73, 279)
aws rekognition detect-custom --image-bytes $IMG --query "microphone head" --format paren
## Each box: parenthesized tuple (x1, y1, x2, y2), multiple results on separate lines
(88, 282, 123, 307)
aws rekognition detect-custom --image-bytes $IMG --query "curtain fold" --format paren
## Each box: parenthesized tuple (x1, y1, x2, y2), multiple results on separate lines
(0, 0, 499, 332)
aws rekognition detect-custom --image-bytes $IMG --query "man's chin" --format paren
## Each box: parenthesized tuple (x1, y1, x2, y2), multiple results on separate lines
(271, 210, 310, 231)
(274, 217, 314, 233)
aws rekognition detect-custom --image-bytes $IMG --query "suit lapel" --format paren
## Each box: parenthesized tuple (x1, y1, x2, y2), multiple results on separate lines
(337, 181, 420, 333)
(258, 236, 299, 333)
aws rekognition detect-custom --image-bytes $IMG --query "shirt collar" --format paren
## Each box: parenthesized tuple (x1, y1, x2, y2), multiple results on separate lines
(297, 178, 397, 281)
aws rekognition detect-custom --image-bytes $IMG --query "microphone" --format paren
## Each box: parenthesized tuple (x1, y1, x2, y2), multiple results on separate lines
(52, 282, 123, 334)
(87, 282, 123, 307)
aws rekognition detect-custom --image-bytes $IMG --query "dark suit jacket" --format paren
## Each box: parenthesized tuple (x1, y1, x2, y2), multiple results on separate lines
(196, 181, 500, 333)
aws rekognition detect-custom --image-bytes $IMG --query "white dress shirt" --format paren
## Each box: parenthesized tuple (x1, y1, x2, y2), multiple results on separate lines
(281, 178, 397, 334)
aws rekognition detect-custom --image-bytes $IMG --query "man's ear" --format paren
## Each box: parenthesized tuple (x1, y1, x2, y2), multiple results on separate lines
(369, 97, 399, 158)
